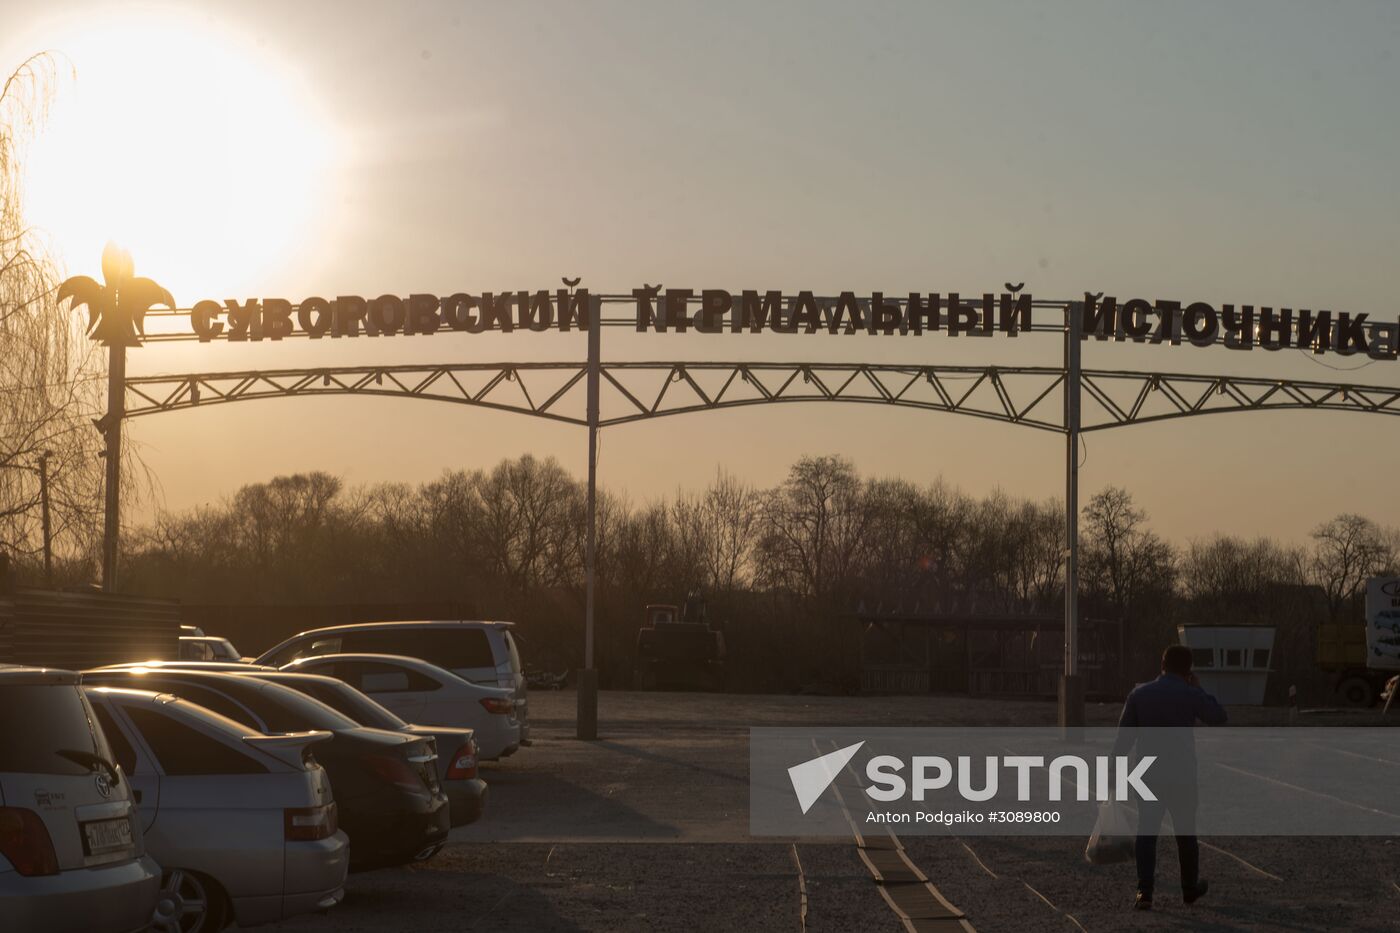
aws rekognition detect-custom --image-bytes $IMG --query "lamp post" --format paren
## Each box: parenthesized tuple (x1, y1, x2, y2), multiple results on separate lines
(577, 286, 600, 741)
(1059, 300, 1084, 738)
(100, 346, 124, 590)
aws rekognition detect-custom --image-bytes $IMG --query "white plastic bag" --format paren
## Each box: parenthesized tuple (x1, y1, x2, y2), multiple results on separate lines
(1084, 801, 1135, 865)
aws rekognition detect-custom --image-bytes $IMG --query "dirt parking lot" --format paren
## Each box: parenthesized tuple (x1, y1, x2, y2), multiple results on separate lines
(265, 690, 1400, 932)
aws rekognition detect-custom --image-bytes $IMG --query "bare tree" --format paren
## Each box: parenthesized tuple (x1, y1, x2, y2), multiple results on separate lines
(758, 455, 870, 599)
(476, 455, 582, 592)
(1179, 535, 1306, 602)
(1081, 486, 1175, 618)
(672, 469, 761, 593)
(907, 479, 975, 611)
(1007, 498, 1065, 613)
(855, 477, 924, 605)
(1310, 513, 1395, 618)
(0, 54, 106, 578)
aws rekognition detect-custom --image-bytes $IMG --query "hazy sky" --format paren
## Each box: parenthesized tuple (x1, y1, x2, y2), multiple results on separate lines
(4, 1, 1399, 544)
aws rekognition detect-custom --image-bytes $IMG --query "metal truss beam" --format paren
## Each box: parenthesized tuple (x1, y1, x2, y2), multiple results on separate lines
(121, 362, 1400, 432)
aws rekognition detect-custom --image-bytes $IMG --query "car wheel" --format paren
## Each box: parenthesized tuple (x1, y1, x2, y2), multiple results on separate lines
(150, 868, 230, 933)
(1339, 676, 1375, 708)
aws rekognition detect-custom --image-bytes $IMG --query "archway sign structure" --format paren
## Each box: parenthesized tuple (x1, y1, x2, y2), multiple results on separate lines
(61, 249, 1400, 736)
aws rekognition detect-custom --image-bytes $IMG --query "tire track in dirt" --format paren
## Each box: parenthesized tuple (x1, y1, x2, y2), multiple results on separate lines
(817, 738, 977, 932)
(790, 843, 809, 931)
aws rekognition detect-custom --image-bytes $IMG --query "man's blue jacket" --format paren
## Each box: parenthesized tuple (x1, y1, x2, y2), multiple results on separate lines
(1118, 673, 1229, 729)
(1111, 673, 1228, 770)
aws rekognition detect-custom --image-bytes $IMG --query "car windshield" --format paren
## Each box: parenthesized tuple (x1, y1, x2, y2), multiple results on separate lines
(290, 679, 407, 730)
(109, 675, 362, 734)
(0, 683, 113, 775)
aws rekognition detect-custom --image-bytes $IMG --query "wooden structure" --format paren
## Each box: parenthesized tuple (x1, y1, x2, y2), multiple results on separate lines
(0, 588, 179, 670)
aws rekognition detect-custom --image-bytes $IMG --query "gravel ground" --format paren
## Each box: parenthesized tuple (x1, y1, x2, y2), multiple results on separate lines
(260, 690, 1400, 933)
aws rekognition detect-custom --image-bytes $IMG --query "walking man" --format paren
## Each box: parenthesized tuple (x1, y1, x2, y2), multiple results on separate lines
(1111, 644, 1227, 911)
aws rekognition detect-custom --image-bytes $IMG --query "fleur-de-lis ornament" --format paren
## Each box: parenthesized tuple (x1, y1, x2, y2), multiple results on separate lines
(58, 242, 174, 347)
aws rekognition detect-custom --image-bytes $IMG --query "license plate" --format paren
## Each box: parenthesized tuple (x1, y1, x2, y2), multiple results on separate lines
(82, 817, 133, 856)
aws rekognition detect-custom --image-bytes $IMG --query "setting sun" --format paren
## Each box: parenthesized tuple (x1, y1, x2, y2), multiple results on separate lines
(22, 11, 337, 299)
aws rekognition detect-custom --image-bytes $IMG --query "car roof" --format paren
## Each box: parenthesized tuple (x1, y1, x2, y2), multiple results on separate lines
(82, 668, 271, 690)
(243, 670, 351, 688)
(292, 620, 514, 637)
(84, 685, 172, 704)
(93, 661, 274, 672)
(81, 668, 362, 723)
(0, 666, 80, 685)
(285, 652, 452, 676)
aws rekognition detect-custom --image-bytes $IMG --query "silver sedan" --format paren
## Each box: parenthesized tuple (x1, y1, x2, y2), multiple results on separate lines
(84, 687, 348, 932)
(281, 653, 521, 760)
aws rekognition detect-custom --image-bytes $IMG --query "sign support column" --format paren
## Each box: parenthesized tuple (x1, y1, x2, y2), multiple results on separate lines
(576, 295, 600, 740)
(1059, 300, 1084, 736)
(102, 344, 124, 592)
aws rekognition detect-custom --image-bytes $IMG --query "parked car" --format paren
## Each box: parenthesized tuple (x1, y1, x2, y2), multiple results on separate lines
(279, 653, 520, 760)
(0, 667, 160, 933)
(80, 669, 449, 870)
(257, 621, 530, 746)
(84, 686, 347, 930)
(177, 637, 246, 663)
(238, 670, 488, 828)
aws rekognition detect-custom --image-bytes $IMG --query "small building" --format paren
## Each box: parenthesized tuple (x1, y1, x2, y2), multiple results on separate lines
(853, 613, 1125, 699)
(1176, 624, 1275, 705)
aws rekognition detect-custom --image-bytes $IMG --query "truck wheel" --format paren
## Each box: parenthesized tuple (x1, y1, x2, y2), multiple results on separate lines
(1338, 676, 1376, 708)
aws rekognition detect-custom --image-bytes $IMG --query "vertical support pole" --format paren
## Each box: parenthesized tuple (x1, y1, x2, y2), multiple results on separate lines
(102, 344, 125, 593)
(1059, 301, 1084, 736)
(576, 295, 601, 740)
(38, 451, 52, 586)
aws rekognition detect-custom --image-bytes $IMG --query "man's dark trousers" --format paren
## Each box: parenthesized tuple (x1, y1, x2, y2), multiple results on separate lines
(1135, 782, 1199, 897)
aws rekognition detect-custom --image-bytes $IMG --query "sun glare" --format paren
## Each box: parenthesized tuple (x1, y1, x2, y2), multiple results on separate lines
(22, 13, 337, 300)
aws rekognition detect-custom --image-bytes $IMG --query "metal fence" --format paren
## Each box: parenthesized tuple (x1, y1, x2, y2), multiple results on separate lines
(0, 588, 180, 670)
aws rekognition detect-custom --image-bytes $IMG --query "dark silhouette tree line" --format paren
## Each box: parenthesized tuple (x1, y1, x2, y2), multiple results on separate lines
(108, 453, 1399, 696)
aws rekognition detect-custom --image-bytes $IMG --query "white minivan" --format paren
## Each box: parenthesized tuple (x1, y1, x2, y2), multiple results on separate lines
(0, 667, 160, 933)
(256, 621, 529, 746)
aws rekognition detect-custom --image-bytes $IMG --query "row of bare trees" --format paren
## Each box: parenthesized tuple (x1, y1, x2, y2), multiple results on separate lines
(121, 454, 1400, 617)
(115, 453, 1399, 688)
(119, 456, 1074, 613)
